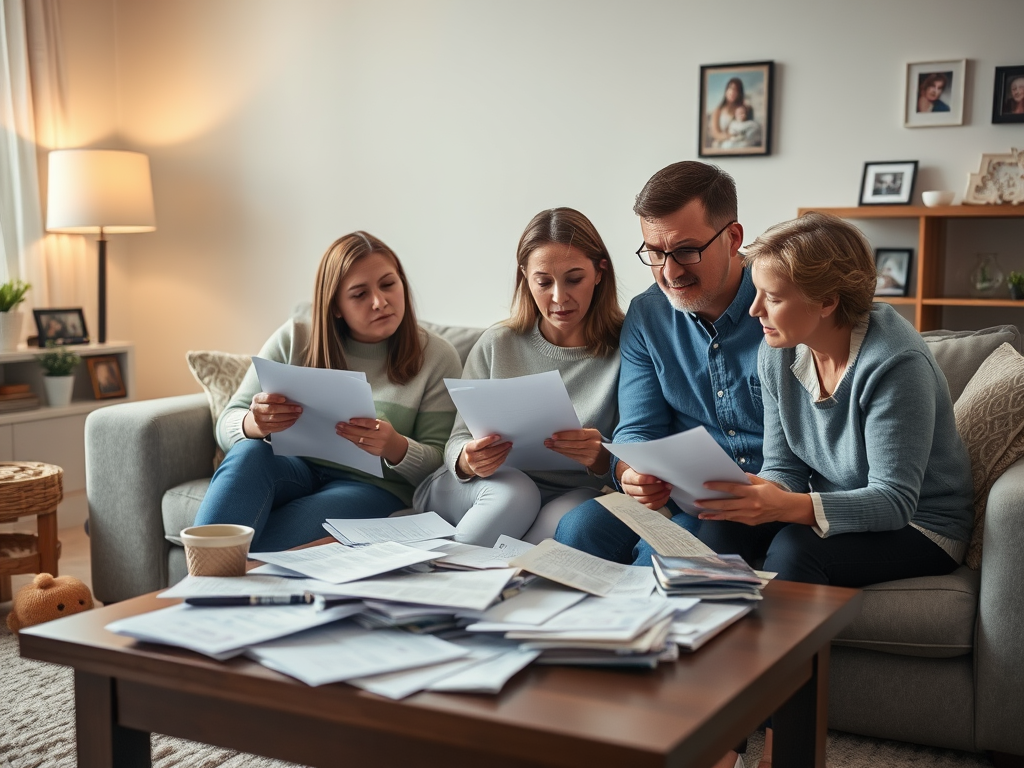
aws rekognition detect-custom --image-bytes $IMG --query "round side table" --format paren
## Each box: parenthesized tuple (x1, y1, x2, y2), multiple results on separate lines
(0, 462, 63, 603)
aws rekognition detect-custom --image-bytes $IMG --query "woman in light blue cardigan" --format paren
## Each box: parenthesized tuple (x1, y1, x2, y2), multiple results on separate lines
(695, 212, 973, 587)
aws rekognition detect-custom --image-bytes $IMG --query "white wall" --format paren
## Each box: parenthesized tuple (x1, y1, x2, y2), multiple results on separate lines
(56, 0, 1024, 399)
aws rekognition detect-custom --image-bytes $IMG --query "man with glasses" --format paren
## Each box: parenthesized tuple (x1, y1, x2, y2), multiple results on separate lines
(555, 160, 766, 563)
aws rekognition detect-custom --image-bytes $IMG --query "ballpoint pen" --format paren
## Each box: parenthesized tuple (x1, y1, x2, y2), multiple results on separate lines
(184, 594, 317, 607)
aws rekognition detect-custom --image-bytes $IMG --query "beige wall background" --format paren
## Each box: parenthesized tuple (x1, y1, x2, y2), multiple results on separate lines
(54, 0, 1024, 400)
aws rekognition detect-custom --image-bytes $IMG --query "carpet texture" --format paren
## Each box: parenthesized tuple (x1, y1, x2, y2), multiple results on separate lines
(0, 610, 995, 767)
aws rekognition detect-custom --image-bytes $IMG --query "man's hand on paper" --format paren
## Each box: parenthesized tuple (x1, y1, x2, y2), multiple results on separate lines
(617, 461, 673, 511)
(457, 434, 512, 479)
(544, 428, 609, 473)
(337, 418, 409, 466)
(697, 474, 815, 526)
(244, 392, 303, 439)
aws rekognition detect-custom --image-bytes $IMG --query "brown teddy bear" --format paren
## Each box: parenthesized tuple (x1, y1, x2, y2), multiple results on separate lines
(6, 573, 94, 635)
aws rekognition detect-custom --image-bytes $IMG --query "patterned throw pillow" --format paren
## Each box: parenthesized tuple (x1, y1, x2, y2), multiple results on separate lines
(185, 350, 252, 469)
(953, 343, 1024, 569)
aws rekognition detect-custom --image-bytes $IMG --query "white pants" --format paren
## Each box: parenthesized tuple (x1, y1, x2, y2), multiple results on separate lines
(412, 465, 602, 547)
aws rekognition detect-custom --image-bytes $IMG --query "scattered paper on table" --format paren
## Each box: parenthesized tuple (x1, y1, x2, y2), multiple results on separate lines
(324, 512, 456, 546)
(250, 542, 439, 584)
(323, 567, 516, 612)
(508, 539, 637, 597)
(595, 492, 716, 557)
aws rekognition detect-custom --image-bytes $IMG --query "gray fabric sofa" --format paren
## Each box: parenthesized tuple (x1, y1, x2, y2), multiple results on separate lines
(84, 323, 1024, 756)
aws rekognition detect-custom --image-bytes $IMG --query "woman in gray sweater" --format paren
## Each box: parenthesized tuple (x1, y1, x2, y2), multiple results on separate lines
(413, 208, 624, 546)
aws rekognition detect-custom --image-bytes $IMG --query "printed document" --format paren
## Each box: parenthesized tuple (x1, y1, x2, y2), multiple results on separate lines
(444, 370, 582, 471)
(324, 512, 456, 546)
(604, 426, 750, 514)
(595, 493, 716, 557)
(508, 539, 639, 597)
(250, 542, 439, 584)
(323, 567, 516, 612)
(430, 535, 534, 570)
(468, 578, 587, 630)
(157, 573, 338, 599)
(252, 356, 382, 477)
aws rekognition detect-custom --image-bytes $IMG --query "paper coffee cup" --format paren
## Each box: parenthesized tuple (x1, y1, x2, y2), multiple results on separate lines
(180, 524, 255, 577)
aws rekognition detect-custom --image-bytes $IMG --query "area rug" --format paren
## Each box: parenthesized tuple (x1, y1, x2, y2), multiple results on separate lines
(0, 610, 994, 768)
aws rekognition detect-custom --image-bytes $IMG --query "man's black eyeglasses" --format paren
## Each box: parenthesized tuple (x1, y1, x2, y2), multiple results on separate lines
(636, 220, 736, 267)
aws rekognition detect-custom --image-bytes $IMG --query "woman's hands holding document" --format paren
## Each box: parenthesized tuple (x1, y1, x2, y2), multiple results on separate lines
(617, 463, 673, 511)
(696, 475, 815, 526)
(544, 428, 610, 474)
(457, 434, 512, 479)
(337, 418, 409, 466)
(244, 393, 302, 439)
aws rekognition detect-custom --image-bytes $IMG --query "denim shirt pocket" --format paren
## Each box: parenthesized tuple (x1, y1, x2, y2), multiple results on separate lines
(748, 375, 763, 413)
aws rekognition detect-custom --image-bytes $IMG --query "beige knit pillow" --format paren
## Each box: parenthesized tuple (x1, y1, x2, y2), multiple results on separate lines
(185, 350, 252, 469)
(953, 343, 1024, 569)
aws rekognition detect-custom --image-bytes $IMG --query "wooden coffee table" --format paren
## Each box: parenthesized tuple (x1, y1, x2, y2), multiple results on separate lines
(20, 579, 861, 768)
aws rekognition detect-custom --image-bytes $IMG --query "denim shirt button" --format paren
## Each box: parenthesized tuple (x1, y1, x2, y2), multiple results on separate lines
(717, 390, 724, 397)
(728, 429, 736, 436)
(739, 457, 746, 464)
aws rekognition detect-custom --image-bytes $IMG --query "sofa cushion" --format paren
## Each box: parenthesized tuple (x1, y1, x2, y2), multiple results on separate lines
(954, 342, 1024, 569)
(833, 566, 979, 658)
(186, 350, 251, 468)
(921, 325, 1022, 403)
(162, 478, 211, 545)
(420, 321, 486, 366)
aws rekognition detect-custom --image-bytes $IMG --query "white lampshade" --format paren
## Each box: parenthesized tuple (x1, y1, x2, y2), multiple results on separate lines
(46, 149, 156, 234)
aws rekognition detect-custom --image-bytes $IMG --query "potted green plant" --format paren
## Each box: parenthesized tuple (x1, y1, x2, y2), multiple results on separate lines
(37, 343, 81, 408)
(1008, 271, 1024, 301)
(0, 279, 30, 352)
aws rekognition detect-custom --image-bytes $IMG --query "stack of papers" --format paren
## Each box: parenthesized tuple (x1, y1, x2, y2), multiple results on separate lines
(652, 553, 765, 601)
(324, 512, 456, 546)
(249, 542, 440, 584)
(669, 601, 754, 651)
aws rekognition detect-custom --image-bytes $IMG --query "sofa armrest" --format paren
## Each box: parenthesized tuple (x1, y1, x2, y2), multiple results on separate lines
(85, 394, 214, 603)
(974, 455, 1024, 754)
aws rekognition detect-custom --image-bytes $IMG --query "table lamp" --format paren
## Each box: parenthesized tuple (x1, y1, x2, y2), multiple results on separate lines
(45, 149, 156, 344)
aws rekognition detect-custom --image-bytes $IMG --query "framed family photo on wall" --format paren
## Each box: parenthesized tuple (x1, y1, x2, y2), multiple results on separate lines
(874, 249, 913, 297)
(699, 61, 774, 157)
(859, 161, 918, 205)
(904, 59, 965, 127)
(992, 65, 1024, 124)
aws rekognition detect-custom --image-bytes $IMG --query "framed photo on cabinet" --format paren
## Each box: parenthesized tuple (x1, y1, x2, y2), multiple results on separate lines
(904, 59, 965, 127)
(859, 161, 918, 205)
(87, 356, 126, 399)
(699, 61, 773, 157)
(874, 249, 913, 297)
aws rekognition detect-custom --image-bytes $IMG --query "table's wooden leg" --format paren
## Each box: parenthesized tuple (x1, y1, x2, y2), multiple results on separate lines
(773, 643, 829, 768)
(37, 509, 59, 576)
(75, 670, 151, 768)
(0, 574, 11, 602)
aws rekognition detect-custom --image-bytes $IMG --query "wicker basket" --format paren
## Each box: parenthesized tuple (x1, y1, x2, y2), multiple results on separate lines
(0, 462, 63, 523)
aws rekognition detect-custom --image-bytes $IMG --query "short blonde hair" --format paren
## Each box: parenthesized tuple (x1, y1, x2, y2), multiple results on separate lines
(742, 212, 876, 328)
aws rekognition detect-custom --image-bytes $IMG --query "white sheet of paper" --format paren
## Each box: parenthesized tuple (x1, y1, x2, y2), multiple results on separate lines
(604, 564, 657, 599)
(250, 542, 439, 584)
(432, 535, 534, 570)
(507, 539, 637, 597)
(324, 512, 456, 546)
(247, 622, 468, 687)
(595, 493, 717, 557)
(105, 602, 361, 658)
(322, 567, 516, 612)
(157, 574, 338, 599)
(252, 356, 382, 477)
(668, 602, 753, 650)
(426, 644, 540, 694)
(468, 579, 587, 630)
(604, 426, 750, 514)
(505, 596, 673, 641)
(445, 370, 582, 471)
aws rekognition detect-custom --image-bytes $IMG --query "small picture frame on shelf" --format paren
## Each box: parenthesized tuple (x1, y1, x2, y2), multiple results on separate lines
(33, 308, 89, 346)
(874, 249, 913, 297)
(991, 65, 1024, 124)
(698, 60, 774, 157)
(964, 150, 1024, 205)
(86, 356, 125, 399)
(859, 161, 918, 205)
(904, 59, 966, 128)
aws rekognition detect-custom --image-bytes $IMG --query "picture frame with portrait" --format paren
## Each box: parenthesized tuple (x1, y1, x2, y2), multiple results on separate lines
(32, 308, 90, 346)
(859, 161, 918, 206)
(698, 60, 774, 157)
(904, 59, 966, 128)
(874, 249, 913, 297)
(86, 356, 126, 399)
(992, 65, 1024, 124)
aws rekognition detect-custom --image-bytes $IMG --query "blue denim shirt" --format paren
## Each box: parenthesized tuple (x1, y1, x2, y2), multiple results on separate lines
(612, 268, 765, 482)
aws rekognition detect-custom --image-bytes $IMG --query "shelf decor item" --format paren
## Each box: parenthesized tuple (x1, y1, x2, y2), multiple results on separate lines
(874, 249, 913, 297)
(904, 59, 966, 128)
(37, 344, 81, 408)
(1008, 271, 1024, 300)
(0, 279, 30, 352)
(859, 161, 918, 205)
(86, 355, 126, 399)
(992, 65, 1024, 125)
(698, 60, 774, 158)
(964, 149, 1024, 205)
(970, 253, 1005, 297)
(32, 307, 89, 346)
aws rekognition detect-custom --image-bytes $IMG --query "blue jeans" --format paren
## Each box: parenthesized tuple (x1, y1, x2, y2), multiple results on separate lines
(555, 497, 959, 586)
(193, 439, 405, 551)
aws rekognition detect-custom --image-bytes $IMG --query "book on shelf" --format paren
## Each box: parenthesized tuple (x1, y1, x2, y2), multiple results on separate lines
(0, 393, 40, 413)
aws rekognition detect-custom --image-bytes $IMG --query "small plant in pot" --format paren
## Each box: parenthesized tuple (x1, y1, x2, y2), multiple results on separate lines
(0, 279, 30, 352)
(1009, 271, 1024, 301)
(37, 343, 81, 408)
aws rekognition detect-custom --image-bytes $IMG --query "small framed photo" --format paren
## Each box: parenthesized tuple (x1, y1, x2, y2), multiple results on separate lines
(33, 308, 89, 346)
(859, 161, 918, 205)
(874, 249, 913, 297)
(698, 61, 774, 157)
(86, 356, 126, 399)
(964, 150, 1024, 205)
(992, 65, 1024, 124)
(904, 59, 966, 127)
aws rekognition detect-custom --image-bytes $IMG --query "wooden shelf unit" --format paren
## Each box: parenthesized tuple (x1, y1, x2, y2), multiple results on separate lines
(796, 205, 1024, 330)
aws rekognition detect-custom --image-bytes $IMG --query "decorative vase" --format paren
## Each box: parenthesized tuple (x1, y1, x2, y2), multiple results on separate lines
(970, 253, 1004, 297)
(1011, 284, 1024, 301)
(42, 375, 74, 408)
(0, 310, 23, 352)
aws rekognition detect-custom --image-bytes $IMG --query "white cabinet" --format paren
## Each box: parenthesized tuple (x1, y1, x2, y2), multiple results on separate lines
(0, 342, 134, 532)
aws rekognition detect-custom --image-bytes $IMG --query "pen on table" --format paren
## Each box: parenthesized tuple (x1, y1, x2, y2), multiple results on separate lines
(184, 594, 316, 607)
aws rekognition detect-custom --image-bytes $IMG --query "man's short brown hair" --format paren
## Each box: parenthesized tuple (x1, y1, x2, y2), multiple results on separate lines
(633, 161, 737, 227)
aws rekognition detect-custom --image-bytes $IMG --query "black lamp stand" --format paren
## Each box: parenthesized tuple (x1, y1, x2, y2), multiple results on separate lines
(97, 228, 106, 344)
